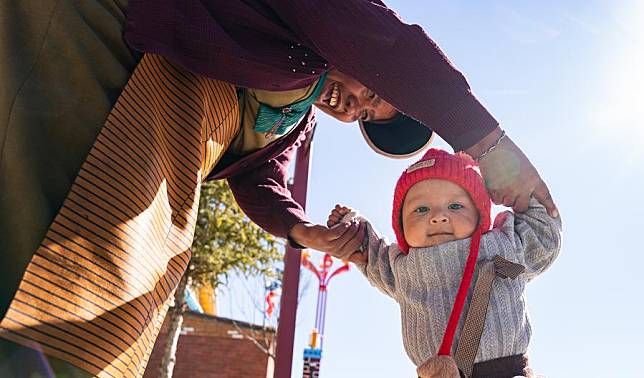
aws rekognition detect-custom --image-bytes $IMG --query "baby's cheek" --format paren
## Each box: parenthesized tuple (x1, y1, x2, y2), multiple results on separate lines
(465, 220, 478, 237)
(453, 215, 477, 239)
(403, 221, 426, 246)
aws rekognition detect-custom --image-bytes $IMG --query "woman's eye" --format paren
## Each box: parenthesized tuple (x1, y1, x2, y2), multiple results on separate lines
(448, 203, 464, 210)
(414, 206, 429, 213)
(360, 110, 369, 121)
(367, 90, 376, 99)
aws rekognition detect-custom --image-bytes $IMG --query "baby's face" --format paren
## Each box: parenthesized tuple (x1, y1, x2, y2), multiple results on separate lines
(402, 179, 479, 249)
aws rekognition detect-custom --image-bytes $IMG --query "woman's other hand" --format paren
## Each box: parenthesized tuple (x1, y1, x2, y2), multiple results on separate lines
(464, 127, 558, 217)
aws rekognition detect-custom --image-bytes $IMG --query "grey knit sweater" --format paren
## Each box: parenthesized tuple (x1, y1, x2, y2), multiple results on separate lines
(356, 198, 562, 366)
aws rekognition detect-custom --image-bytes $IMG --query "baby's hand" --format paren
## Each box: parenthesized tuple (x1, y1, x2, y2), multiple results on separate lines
(327, 204, 355, 227)
(327, 205, 368, 264)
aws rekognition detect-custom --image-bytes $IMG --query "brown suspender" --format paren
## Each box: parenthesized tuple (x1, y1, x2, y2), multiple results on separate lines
(454, 256, 526, 377)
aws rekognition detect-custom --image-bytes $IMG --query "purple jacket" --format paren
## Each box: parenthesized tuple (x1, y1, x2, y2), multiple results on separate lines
(124, 0, 498, 238)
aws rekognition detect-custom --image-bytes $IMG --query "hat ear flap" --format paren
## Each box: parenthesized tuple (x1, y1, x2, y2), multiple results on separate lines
(396, 204, 409, 254)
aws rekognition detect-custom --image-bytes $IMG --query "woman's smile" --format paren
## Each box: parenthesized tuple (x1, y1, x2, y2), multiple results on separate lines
(315, 69, 398, 123)
(320, 80, 342, 109)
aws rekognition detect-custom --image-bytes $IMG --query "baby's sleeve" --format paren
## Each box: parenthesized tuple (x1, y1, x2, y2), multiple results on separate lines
(495, 197, 562, 281)
(355, 222, 400, 299)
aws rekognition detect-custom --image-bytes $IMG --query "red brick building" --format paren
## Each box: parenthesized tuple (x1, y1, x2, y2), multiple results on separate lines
(144, 311, 275, 378)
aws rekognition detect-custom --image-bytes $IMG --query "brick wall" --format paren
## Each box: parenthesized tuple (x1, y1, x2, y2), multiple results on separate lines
(144, 311, 275, 378)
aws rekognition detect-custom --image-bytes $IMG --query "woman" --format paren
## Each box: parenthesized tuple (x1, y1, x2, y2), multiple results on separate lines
(0, 0, 556, 376)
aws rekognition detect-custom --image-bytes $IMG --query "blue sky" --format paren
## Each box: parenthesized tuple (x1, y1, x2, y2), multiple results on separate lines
(219, 1, 644, 377)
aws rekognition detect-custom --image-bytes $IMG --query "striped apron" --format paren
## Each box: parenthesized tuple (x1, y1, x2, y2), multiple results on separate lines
(0, 53, 240, 377)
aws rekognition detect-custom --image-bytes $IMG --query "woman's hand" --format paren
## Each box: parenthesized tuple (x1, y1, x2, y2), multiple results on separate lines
(288, 221, 366, 261)
(464, 127, 558, 217)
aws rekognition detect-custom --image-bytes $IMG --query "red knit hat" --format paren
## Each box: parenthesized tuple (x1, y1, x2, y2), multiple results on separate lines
(391, 148, 492, 357)
(391, 148, 491, 254)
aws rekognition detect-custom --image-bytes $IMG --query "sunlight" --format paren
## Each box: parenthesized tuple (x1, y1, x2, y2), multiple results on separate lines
(589, 1, 644, 158)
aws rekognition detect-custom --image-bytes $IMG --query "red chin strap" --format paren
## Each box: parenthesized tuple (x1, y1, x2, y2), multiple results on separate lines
(437, 227, 482, 356)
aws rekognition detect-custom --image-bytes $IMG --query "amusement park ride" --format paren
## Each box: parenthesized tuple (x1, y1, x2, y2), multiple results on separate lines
(300, 252, 350, 378)
(265, 251, 349, 378)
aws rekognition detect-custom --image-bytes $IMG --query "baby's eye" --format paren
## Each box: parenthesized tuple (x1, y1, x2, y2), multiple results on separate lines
(414, 206, 429, 213)
(448, 203, 464, 210)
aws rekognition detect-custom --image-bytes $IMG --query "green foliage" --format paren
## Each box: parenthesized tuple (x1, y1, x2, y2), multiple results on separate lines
(190, 180, 283, 289)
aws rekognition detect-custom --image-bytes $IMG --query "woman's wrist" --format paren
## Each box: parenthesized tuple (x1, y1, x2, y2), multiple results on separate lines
(471, 130, 506, 162)
(462, 126, 504, 160)
(287, 222, 313, 249)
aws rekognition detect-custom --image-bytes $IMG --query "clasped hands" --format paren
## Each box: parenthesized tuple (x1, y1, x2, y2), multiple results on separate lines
(288, 207, 367, 263)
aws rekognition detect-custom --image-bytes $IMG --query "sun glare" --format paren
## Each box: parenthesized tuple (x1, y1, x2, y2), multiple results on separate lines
(591, 2, 644, 152)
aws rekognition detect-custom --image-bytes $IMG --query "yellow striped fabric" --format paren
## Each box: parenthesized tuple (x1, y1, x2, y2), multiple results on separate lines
(0, 54, 240, 378)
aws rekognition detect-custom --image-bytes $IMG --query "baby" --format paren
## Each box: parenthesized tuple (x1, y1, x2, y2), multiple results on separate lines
(328, 149, 562, 377)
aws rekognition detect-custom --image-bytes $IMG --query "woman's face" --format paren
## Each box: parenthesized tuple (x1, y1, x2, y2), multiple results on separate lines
(314, 69, 398, 123)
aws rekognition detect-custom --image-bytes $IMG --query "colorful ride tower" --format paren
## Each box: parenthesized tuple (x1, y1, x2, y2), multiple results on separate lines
(300, 252, 349, 377)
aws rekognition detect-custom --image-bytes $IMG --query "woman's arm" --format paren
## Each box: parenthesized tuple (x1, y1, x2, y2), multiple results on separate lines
(227, 121, 366, 258)
(226, 131, 306, 239)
